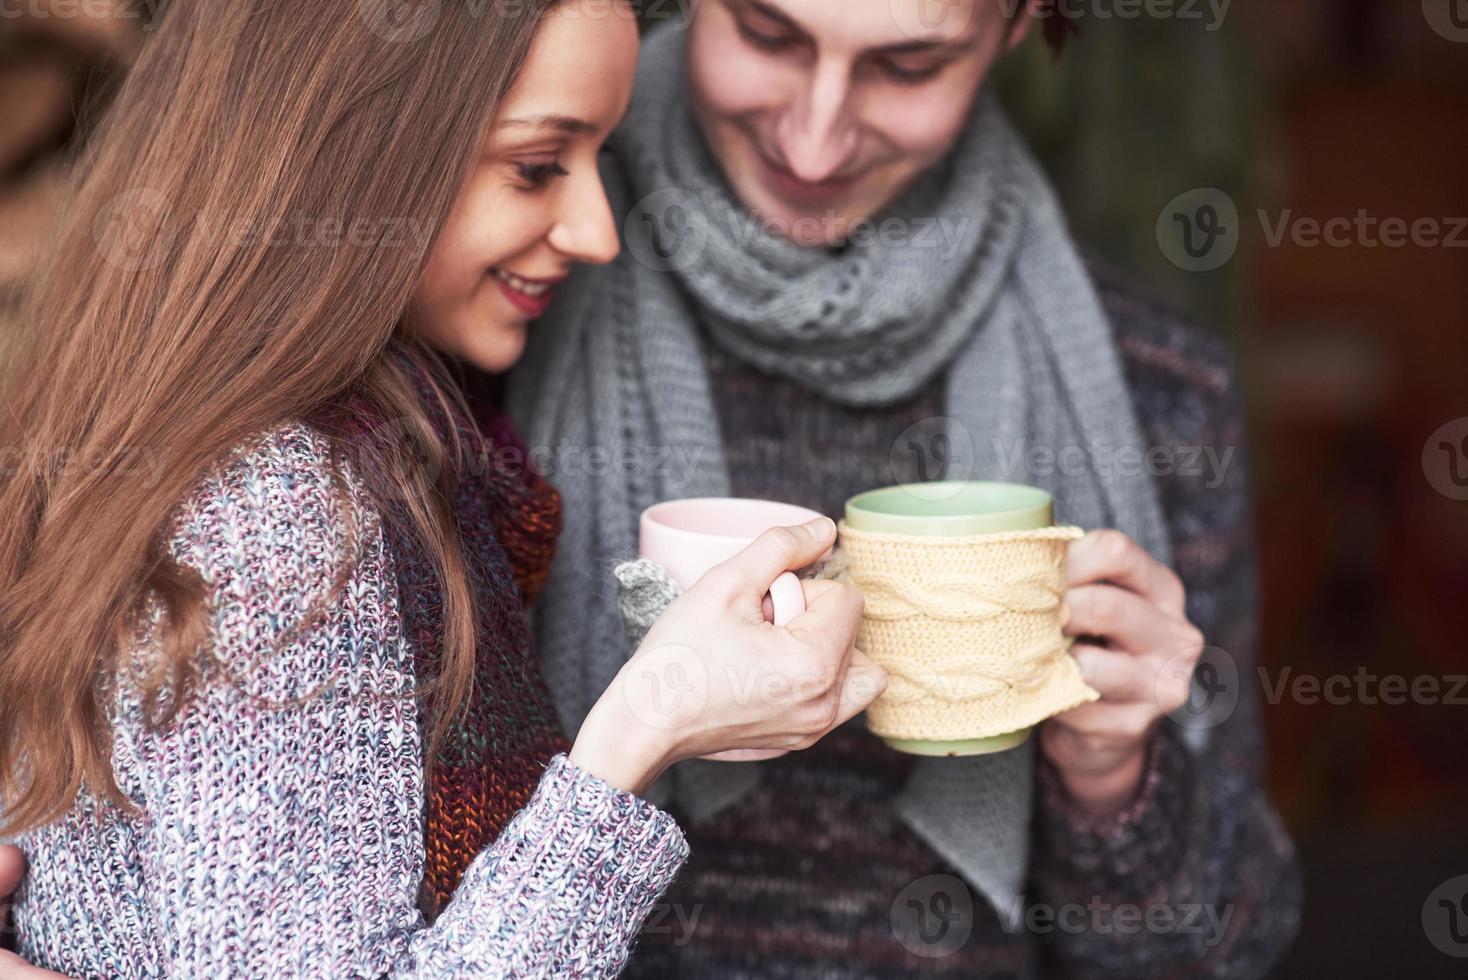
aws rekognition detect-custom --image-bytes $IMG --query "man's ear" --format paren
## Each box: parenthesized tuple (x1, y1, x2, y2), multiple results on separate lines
(1006, 0, 1042, 52)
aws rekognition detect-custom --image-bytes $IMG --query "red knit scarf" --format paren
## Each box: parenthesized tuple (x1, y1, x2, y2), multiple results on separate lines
(339, 358, 570, 923)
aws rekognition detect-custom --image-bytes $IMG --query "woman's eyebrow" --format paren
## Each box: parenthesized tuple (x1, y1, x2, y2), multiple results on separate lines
(498, 114, 598, 136)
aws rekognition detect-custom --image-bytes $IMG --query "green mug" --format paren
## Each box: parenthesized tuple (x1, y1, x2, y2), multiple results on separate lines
(843, 480, 1056, 757)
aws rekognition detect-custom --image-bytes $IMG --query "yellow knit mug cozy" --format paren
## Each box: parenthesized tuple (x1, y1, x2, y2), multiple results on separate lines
(840, 481, 1099, 756)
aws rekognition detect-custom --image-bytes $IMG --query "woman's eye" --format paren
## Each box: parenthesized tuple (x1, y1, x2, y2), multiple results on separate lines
(515, 161, 569, 189)
(736, 20, 798, 53)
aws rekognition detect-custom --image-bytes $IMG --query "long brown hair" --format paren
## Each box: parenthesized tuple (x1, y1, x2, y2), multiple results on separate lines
(0, 0, 560, 836)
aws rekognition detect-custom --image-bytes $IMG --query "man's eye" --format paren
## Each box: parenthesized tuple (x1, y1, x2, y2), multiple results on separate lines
(872, 59, 946, 85)
(737, 20, 798, 53)
(515, 161, 569, 188)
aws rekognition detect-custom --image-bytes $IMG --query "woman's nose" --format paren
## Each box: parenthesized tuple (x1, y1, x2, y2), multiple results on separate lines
(547, 166, 621, 266)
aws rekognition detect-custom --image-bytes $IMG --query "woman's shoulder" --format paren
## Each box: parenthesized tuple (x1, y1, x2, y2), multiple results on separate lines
(152, 420, 397, 681)
(167, 421, 380, 574)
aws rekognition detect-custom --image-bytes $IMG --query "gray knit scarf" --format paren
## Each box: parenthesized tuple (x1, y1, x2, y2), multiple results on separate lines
(508, 25, 1172, 926)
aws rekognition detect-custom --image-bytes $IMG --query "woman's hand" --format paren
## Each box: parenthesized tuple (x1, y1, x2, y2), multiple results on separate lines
(0, 846, 65, 978)
(1040, 530, 1205, 818)
(570, 518, 887, 796)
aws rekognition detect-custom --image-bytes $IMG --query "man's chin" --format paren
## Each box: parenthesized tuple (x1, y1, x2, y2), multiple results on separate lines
(747, 199, 889, 249)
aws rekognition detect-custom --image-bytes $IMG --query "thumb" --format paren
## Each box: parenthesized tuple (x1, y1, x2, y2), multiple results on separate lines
(831, 649, 888, 727)
(0, 950, 67, 979)
(706, 518, 835, 601)
(0, 846, 23, 897)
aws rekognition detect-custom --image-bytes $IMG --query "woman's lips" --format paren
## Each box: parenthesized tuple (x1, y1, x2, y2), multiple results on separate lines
(757, 152, 862, 207)
(492, 268, 562, 319)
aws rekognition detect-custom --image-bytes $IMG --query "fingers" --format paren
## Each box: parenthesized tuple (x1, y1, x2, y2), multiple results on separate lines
(830, 649, 888, 728)
(1069, 642, 1161, 703)
(1066, 530, 1187, 614)
(1064, 584, 1190, 656)
(785, 577, 864, 654)
(705, 519, 836, 603)
(1048, 698, 1161, 746)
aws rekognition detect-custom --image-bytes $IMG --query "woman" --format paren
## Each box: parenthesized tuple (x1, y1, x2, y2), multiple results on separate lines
(0, 0, 884, 976)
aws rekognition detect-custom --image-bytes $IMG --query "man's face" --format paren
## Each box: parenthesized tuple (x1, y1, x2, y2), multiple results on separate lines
(686, 0, 1032, 247)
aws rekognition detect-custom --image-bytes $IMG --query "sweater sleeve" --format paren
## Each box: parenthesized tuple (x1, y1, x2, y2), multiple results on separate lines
(1028, 332, 1301, 979)
(119, 424, 687, 978)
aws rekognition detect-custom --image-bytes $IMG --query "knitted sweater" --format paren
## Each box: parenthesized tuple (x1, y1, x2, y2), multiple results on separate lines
(623, 259, 1301, 978)
(2, 420, 689, 978)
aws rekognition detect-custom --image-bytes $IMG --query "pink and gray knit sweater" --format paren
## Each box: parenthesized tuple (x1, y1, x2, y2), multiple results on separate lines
(3, 421, 689, 978)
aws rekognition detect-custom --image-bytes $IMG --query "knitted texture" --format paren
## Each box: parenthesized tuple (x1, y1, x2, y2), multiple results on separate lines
(341, 360, 573, 923)
(507, 23, 1174, 916)
(621, 255, 1300, 979)
(837, 523, 1097, 741)
(612, 557, 681, 650)
(2, 421, 689, 977)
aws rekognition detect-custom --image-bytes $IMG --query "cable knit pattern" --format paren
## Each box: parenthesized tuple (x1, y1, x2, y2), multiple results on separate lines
(3, 422, 688, 978)
(623, 257, 1299, 979)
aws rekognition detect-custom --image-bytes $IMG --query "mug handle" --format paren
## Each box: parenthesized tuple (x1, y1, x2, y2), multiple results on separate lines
(768, 571, 806, 627)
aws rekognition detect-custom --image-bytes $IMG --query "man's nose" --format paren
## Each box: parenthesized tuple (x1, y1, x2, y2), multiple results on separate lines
(775, 59, 858, 183)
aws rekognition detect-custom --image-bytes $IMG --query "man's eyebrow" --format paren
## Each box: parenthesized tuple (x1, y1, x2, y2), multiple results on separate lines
(731, 0, 976, 56)
(498, 114, 598, 136)
(869, 34, 978, 57)
(734, 0, 810, 38)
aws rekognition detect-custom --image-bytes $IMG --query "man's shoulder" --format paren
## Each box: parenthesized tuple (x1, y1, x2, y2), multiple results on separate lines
(1080, 249, 1237, 406)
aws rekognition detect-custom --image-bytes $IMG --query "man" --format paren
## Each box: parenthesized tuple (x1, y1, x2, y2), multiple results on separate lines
(507, 0, 1299, 976)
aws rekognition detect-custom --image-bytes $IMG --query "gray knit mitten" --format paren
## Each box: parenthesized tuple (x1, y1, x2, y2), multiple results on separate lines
(613, 558, 682, 651)
(612, 550, 850, 652)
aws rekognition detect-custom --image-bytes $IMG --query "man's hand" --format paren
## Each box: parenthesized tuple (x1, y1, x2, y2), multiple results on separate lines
(0, 845, 64, 978)
(1040, 530, 1204, 819)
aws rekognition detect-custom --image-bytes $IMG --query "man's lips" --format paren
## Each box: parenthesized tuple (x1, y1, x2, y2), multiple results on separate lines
(757, 151, 864, 206)
(492, 268, 564, 319)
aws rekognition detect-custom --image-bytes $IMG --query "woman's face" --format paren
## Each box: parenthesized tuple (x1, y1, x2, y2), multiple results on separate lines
(686, 0, 1032, 247)
(410, 0, 640, 372)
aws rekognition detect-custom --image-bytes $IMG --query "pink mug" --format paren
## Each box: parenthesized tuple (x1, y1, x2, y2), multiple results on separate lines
(638, 497, 826, 627)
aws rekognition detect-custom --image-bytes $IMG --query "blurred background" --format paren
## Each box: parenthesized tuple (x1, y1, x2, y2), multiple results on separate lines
(2, 0, 1465, 975)
(995, 2, 1468, 976)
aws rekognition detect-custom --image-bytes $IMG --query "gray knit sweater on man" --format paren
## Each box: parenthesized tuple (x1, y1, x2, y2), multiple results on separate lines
(621, 259, 1302, 980)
